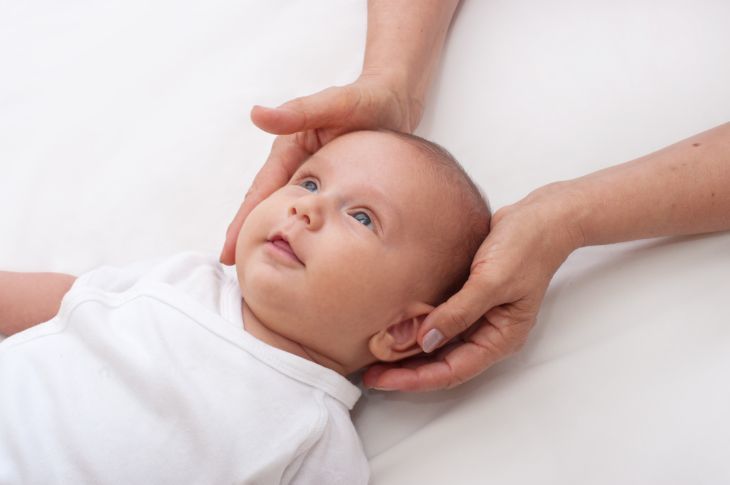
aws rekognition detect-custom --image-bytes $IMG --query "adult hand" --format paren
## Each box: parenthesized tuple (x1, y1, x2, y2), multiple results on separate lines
(219, 76, 422, 265)
(363, 183, 585, 391)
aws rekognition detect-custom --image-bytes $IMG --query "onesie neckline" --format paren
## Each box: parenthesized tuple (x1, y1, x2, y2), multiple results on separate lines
(218, 265, 362, 409)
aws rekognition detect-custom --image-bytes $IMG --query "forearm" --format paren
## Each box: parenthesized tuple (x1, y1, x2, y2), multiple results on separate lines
(0, 272, 76, 336)
(544, 122, 730, 250)
(361, 0, 460, 128)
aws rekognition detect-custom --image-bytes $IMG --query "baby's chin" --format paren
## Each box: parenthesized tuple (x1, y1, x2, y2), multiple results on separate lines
(236, 256, 292, 309)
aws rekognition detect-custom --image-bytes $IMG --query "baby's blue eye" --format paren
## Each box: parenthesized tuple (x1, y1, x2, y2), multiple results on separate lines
(300, 180, 318, 192)
(352, 211, 373, 229)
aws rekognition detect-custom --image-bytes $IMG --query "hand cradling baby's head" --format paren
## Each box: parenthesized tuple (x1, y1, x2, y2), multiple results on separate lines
(235, 130, 490, 375)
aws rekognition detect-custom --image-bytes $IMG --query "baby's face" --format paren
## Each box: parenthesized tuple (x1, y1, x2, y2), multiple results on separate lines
(235, 131, 452, 366)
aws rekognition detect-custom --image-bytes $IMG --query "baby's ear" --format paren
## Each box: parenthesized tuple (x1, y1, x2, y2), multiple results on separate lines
(368, 302, 434, 362)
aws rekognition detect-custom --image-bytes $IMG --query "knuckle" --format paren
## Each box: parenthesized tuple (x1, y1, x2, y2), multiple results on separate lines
(244, 184, 257, 199)
(341, 85, 362, 107)
(299, 130, 322, 154)
(469, 258, 490, 277)
(446, 307, 472, 334)
(490, 205, 513, 227)
(446, 372, 467, 390)
(337, 87, 364, 123)
(477, 336, 503, 361)
(501, 319, 532, 354)
(243, 182, 264, 205)
(270, 134, 290, 150)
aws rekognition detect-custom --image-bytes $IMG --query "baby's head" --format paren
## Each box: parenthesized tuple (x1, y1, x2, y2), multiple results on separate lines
(235, 130, 490, 375)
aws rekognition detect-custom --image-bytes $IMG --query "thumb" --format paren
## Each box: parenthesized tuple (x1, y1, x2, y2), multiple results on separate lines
(419, 275, 499, 353)
(251, 87, 356, 135)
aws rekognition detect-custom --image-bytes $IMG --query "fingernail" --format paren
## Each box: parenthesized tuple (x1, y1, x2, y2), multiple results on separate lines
(422, 329, 445, 353)
(370, 386, 396, 392)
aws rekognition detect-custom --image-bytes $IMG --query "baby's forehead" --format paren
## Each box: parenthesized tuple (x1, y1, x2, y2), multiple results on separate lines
(303, 131, 429, 179)
(308, 141, 453, 222)
(302, 137, 437, 198)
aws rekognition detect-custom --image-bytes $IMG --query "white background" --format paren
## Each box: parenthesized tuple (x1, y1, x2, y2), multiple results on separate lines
(2, 1, 730, 483)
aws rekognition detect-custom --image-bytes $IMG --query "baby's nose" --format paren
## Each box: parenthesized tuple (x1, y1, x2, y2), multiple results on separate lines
(289, 206, 310, 225)
(289, 198, 323, 230)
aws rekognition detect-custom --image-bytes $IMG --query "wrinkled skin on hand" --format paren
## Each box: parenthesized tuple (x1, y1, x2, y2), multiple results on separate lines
(363, 185, 583, 391)
(224, 77, 584, 393)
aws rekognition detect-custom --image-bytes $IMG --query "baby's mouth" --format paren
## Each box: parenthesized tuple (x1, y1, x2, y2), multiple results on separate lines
(268, 235, 305, 266)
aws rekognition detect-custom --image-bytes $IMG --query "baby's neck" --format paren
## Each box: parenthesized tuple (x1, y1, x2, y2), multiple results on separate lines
(240, 300, 350, 375)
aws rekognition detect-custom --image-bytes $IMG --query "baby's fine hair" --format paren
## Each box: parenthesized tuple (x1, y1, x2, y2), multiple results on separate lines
(379, 129, 492, 304)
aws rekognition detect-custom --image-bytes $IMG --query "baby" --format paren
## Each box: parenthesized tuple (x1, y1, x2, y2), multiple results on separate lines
(0, 130, 490, 484)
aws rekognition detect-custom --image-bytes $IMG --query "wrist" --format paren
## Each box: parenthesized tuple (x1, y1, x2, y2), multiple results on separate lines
(357, 67, 424, 132)
(521, 181, 588, 259)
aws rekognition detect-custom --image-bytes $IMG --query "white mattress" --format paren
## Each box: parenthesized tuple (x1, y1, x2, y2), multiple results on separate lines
(2, 1, 729, 483)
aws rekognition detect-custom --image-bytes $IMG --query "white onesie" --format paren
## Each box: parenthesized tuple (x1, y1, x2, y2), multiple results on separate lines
(0, 252, 369, 484)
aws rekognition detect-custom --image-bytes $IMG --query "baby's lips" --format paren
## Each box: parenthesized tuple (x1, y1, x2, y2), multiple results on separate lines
(273, 239, 303, 264)
(268, 232, 305, 265)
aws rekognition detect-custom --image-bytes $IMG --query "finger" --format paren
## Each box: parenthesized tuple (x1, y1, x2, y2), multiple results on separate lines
(219, 136, 312, 265)
(219, 184, 269, 265)
(251, 105, 304, 135)
(362, 364, 428, 392)
(479, 305, 534, 354)
(419, 272, 501, 353)
(363, 356, 458, 392)
(251, 87, 358, 135)
(361, 363, 396, 389)
(219, 220, 240, 265)
(362, 340, 462, 391)
(362, 350, 453, 391)
(368, 317, 529, 392)
(432, 312, 532, 386)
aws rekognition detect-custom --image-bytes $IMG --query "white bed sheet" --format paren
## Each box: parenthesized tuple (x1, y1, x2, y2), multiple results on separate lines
(2, 1, 730, 483)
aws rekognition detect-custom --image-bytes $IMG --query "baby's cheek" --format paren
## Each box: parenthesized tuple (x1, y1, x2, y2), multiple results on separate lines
(237, 203, 272, 248)
(336, 249, 394, 292)
(234, 218, 268, 279)
(234, 229, 252, 268)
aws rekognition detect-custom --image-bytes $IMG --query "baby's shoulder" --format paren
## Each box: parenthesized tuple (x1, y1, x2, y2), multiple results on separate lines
(69, 251, 240, 319)
(75, 251, 219, 289)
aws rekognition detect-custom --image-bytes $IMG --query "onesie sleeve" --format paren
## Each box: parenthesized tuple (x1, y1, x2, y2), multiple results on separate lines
(285, 398, 370, 485)
(71, 254, 170, 294)
(69, 251, 237, 318)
